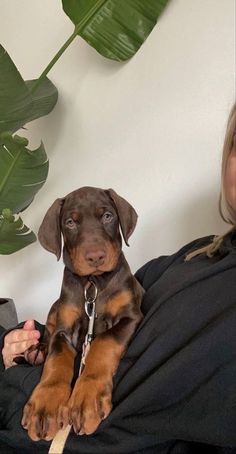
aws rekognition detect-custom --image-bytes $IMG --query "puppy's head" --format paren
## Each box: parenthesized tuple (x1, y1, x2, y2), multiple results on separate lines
(38, 187, 137, 276)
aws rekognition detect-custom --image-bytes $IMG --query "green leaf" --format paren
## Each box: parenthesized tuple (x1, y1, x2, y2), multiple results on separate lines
(0, 209, 36, 254)
(0, 132, 49, 213)
(0, 45, 58, 133)
(62, 0, 170, 61)
(25, 79, 58, 124)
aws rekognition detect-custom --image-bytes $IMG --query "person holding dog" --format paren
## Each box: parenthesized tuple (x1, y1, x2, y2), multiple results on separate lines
(0, 102, 236, 453)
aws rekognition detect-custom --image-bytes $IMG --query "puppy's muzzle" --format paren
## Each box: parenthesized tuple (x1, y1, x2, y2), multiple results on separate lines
(85, 249, 106, 268)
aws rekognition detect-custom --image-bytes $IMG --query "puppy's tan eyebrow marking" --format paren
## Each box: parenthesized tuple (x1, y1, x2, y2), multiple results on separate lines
(97, 207, 113, 216)
(71, 212, 80, 221)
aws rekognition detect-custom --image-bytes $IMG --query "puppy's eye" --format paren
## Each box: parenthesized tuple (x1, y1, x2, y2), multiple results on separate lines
(102, 211, 113, 224)
(65, 218, 76, 229)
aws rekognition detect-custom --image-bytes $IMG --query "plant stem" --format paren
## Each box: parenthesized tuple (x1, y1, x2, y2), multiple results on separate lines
(30, 0, 107, 94)
(0, 145, 22, 197)
(30, 29, 78, 94)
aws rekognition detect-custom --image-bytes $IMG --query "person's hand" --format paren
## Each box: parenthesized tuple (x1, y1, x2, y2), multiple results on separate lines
(2, 320, 40, 369)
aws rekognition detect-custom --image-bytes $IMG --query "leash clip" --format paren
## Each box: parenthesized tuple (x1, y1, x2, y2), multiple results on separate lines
(84, 278, 98, 304)
(84, 279, 97, 344)
(79, 278, 98, 376)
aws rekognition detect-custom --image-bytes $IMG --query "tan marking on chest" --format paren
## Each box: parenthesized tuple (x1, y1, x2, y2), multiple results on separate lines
(104, 290, 132, 317)
(58, 304, 82, 328)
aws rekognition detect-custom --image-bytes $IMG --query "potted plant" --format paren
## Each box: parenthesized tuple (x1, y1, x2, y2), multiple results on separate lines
(0, 45, 57, 326)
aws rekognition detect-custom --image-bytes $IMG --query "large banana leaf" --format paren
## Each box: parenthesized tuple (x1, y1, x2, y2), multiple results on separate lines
(62, 0, 170, 61)
(0, 209, 36, 254)
(0, 45, 58, 134)
(0, 132, 49, 213)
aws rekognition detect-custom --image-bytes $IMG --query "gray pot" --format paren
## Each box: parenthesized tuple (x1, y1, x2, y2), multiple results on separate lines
(0, 298, 18, 329)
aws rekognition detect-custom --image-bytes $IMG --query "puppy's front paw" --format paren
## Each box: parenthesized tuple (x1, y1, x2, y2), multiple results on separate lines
(68, 376, 112, 435)
(22, 383, 71, 441)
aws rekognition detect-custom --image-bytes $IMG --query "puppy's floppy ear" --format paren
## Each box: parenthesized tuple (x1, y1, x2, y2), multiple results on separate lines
(107, 189, 138, 246)
(38, 198, 64, 260)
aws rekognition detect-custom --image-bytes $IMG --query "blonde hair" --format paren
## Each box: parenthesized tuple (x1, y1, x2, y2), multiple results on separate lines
(186, 102, 236, 261)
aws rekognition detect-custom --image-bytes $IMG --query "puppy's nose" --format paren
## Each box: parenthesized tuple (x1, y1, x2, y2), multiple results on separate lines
(85, 250, 106, 267)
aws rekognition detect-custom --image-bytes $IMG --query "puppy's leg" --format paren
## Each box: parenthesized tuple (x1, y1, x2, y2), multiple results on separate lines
(68, 292, 142, 435)
(22, 303, 81, 441)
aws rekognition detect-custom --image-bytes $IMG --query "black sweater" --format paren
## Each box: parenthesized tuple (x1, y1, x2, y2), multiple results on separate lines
(1, 233, 236, 453)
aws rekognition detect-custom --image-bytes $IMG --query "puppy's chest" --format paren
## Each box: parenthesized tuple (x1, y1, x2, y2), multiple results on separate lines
(72, 286, 133, 344)
(93, 287, 133, 334)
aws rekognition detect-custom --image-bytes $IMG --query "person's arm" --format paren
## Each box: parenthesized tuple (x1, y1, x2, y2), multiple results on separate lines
(135, 236, 215, 291)
(0, 320, 44, 369)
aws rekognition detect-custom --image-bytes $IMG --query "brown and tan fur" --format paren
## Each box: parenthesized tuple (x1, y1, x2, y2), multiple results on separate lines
(22, 187, 144, 441)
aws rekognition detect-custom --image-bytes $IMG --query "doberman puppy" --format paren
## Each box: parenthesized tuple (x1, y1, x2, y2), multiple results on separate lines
(22, 187, 144, 441)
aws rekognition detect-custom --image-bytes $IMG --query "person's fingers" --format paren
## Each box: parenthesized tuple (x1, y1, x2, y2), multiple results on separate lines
(5, 337, 39, 354)
(10, 338, 39, 355)
(4, 328, 40, 345)
(23, 319, 36, 331)
(2, 338, 39, 368)
(3, 322, 41, 369)
(3, 355, 14, 369)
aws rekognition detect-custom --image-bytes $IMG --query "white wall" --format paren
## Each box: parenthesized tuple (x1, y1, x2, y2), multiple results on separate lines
(0, 0, 235, 323)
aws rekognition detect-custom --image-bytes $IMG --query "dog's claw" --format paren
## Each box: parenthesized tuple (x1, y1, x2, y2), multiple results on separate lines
(24, 343, 48, 365)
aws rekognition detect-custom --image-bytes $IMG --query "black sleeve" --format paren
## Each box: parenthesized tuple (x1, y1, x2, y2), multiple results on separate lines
(135, 235, 214, 291)
(135, 256, 171, 290)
